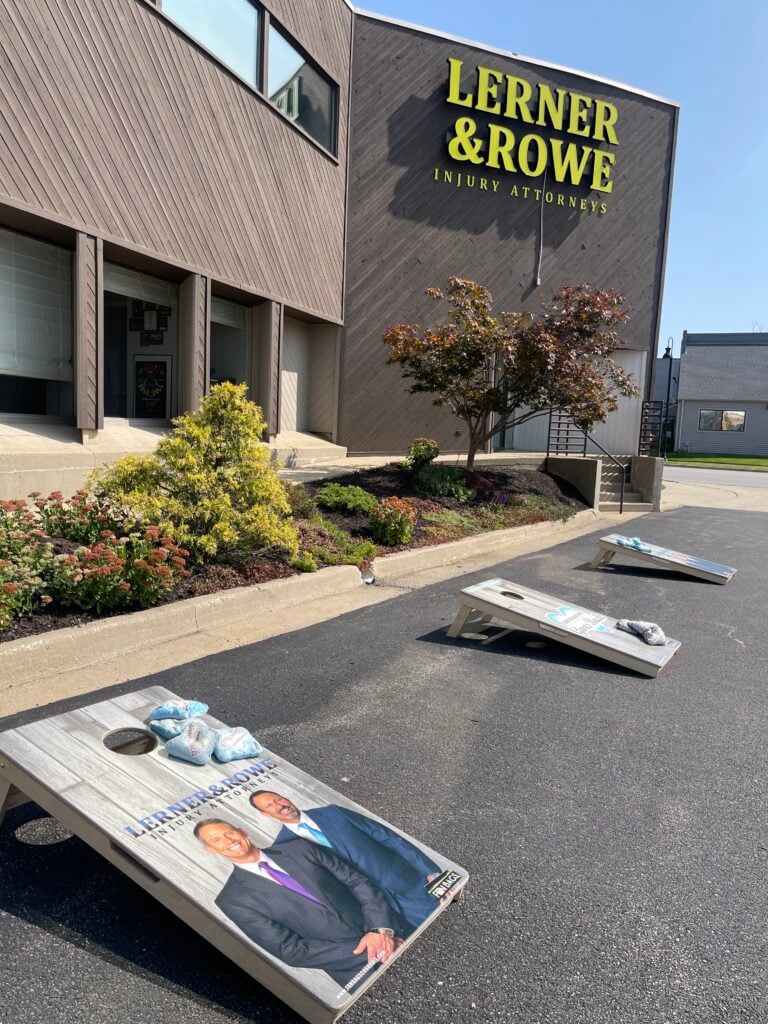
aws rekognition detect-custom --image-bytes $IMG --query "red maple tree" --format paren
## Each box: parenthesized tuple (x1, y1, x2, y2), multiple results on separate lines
(383, 278, 639, 469)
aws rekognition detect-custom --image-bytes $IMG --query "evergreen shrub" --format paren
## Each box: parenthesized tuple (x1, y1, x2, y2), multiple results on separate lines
(316, 483, 378, 516)
(93, 383, 298, 561)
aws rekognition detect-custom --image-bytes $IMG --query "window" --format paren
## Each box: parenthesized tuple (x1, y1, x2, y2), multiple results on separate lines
(0, 227, 73, 416)
(161, 0, 260, 87)
(268, 24, 336, 153)
(210, 297, 251, 389)
(698, 409, 746, 432)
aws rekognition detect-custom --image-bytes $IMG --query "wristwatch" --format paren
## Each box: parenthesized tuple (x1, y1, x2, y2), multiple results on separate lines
(377, 928, 395, 938)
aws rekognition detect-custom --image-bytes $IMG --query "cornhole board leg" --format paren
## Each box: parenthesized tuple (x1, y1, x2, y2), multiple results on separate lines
(447, 604, 491, 637)
(0, 758, 346, 1024)
(480, 628, 512, 646)
(589, 546, 615, 569)
(0, 773, 31, 829)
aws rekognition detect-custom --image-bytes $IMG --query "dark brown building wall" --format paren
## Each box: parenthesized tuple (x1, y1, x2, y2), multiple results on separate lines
(0, 0, 351, 323)
(340, 15, 677, 454)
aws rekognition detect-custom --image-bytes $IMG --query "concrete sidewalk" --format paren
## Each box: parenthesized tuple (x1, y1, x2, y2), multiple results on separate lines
(661, 477, 768, 511)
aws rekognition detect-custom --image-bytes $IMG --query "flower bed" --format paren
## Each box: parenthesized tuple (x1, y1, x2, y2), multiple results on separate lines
(298, 463, 586, 552)
(0, 390, 585, 645)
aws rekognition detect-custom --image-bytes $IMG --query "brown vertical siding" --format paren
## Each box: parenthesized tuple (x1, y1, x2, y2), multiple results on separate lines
(0, 0, 352, 323)
(272, 302, 284, 436)
(340, 16, 677, 454)
(95, 238, 104, 429)
(179, 272, 208, 412)
(252, 299, 282, 435)
(199, 277, 211, 406)
(74, 232, 98, 430)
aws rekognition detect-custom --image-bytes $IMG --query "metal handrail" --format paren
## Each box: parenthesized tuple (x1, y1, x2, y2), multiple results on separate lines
(582, 432, 626, 514)
(547, 409, 627, 512)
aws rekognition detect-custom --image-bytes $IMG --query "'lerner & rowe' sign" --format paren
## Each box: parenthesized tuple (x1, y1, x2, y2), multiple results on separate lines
(444, 58, 619, 197)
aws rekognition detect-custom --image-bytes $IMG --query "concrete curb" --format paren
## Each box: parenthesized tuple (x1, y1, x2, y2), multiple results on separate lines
(372, 508, 601, 580)
(0, 565, 362, 687)
(0, 508, 612, 691)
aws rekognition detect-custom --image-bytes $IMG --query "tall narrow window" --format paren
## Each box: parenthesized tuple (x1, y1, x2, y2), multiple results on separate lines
(268, 24, 336, 153)
(161, 0, 260, 87)
(0, 228, 73, 417)
(210, 297, 251, 390)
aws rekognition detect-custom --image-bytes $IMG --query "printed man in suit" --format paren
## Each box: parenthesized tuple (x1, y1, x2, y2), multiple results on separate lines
(195, 818, 408, 989)
(249, 790, 441, 928)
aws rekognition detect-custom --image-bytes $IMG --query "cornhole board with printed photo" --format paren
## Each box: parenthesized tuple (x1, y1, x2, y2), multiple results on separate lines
(590, 534, 737, 584)
(0, 685, 468, 1024)
(448, 578, 681, 677)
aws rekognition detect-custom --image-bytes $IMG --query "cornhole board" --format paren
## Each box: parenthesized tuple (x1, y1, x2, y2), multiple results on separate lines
(447, 578, 681, 677)
(0, 685, 468, 1024)
(590, 534, 737, 584)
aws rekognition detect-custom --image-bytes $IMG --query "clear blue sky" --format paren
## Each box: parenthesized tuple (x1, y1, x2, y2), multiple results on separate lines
(361, 0, 767, 355)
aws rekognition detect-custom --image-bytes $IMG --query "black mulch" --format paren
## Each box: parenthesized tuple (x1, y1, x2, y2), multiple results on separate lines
(1, 554, 296, 644)
(1, 466, 586, 646)
(302, 463, 588, 548)
(306, 464, 587, 508)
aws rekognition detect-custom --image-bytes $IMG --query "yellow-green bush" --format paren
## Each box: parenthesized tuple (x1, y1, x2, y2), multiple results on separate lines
(92, 383, 298, 561)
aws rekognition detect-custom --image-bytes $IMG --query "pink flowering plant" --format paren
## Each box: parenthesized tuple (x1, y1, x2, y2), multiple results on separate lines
(0, 492, 190, 628)
(30, 489, 136, 545)
(50, 526, 190, 613)
(0, 499, 54, 628)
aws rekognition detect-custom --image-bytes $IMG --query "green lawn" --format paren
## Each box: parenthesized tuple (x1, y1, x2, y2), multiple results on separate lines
(667, 452, 768, 470)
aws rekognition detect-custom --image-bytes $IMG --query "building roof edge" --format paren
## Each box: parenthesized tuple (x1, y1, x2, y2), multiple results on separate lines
(353, 7, 680, 108)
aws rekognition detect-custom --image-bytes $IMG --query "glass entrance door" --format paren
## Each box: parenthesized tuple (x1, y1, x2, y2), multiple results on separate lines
(103, 264, 179, 420)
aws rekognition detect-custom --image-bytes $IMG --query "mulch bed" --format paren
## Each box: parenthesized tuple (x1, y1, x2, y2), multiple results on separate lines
(309, 464, 585, 506)
(1, 465, 586, 645)
(303, 464, 588, 548)
(1, 554, 297, 644)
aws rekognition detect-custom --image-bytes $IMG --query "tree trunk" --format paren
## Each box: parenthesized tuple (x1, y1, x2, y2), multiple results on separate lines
(465, 436, 480, 471)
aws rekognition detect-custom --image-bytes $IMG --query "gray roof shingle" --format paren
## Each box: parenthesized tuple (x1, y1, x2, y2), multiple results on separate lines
(678, 337, 768, 401)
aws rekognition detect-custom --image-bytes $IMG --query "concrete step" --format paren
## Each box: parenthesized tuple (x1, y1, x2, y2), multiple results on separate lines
(269, 432, 347, 469)
(600, 490, 642, 502)
(600, 500, 653, 512)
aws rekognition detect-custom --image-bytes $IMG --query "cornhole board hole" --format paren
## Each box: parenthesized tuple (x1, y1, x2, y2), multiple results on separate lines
(590, 534, 737, 584)
(0, 685, 468, 1024)
(447, 578, 681, 677)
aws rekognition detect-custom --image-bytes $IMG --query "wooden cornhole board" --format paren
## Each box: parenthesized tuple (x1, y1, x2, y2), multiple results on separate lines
(0, 685, 468, 1024)
(591, 533, 737, 584)
(448, 578, 681, 677)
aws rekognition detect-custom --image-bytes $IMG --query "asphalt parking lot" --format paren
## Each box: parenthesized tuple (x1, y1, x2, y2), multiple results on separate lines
(1, 506, 765, 1024)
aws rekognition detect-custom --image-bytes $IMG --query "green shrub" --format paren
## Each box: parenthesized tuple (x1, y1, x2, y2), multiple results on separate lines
(415, 464, 475, 502)
(92, 383, 298, 561)
(299, 516, 376, 567)
(406, 437, 439, 472)
(369, 497, 417, 546)
(316, 483, 378, 516)
(284, 483, 318, 519)
(292, 550, 318, 573)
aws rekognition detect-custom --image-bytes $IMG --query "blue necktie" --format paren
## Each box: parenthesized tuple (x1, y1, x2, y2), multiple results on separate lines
(298, 822, 333, 848)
